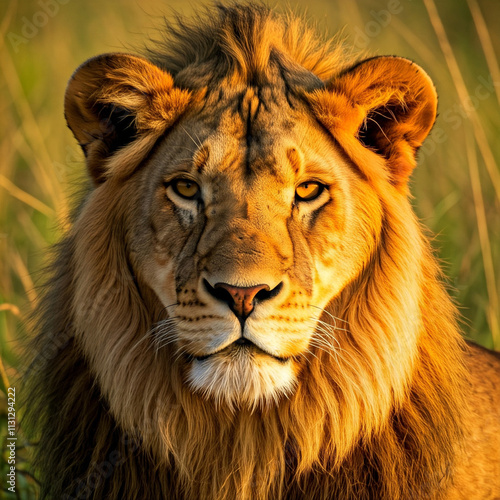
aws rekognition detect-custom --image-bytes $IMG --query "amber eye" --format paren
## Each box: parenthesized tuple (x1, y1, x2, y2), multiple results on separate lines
(171, 178, 200, 200)
(295, 181, 324, 202)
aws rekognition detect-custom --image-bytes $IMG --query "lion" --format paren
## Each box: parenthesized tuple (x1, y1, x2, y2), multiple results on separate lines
(25, 4, 500, 499)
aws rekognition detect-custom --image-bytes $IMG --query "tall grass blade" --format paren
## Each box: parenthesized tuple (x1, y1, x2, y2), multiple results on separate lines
(422, 0, 500, 203)
(466, 133, 499, 347)
(467, 0, 500, 107)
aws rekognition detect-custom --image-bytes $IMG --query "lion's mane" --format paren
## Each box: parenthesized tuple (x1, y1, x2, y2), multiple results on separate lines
(25, 4, 467, 499)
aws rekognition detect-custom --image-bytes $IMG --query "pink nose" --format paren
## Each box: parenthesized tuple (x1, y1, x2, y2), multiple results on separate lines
(214, 283, 270, 318)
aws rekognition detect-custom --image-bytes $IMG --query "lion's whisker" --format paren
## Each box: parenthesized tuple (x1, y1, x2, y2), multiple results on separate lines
(160, 302, 180, 314)
(150, 317, 182, 354)
(308, 325, 362, 375)
(179, 124, 203, 149)
(309, 305, 350, 324)
(314, 318, 349, 334)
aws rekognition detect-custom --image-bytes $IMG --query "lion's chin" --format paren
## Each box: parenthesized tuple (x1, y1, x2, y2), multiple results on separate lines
(186, 349, 296, 411)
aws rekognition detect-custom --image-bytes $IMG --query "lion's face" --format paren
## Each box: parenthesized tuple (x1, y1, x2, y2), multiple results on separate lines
(130, 86, 382, 408)
(65, 52, 436, 415)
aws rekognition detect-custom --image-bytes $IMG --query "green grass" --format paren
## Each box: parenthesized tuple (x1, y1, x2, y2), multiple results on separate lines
(1, 0, 499, 497)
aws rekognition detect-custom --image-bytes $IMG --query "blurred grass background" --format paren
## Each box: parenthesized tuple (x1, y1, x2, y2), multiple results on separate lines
(1, 0, 499, 497)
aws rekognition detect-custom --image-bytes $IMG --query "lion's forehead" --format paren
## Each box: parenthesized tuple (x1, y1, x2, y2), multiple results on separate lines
(151, 86, 342, 196)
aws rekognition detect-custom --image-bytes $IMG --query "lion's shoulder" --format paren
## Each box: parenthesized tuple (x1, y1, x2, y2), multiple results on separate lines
(448, 342, 500, 497)
(466, 340, 500, 375)
(465, 341, 500, 404)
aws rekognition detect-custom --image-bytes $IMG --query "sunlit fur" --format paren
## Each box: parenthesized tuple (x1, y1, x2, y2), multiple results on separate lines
(187, 349, 297, 411)
(25, 4, 500, 500)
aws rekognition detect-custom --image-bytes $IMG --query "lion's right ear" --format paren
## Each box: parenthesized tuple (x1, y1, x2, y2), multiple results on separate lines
(65, 53, 191, 184)
(308, 57, 437, 191)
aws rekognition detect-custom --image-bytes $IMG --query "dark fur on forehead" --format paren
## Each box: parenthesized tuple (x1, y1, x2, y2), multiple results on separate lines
(147, 2, 353, 89)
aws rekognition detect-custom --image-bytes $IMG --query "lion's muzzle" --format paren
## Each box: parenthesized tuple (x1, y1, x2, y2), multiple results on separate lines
(203, 280, 283, 321)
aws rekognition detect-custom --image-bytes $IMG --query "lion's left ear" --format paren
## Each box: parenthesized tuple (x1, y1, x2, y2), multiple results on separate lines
(65, 53, 192, 184)
(309, 56, 437, 188)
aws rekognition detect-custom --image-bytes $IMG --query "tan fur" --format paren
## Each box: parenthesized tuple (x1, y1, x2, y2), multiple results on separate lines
(26, 4, 500, 499)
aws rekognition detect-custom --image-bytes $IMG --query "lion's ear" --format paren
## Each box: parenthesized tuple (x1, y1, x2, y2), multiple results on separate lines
(64, 53, 191, 184)
(310, 56, 437, 188)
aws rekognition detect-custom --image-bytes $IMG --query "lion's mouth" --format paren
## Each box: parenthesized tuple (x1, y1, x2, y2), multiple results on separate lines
(193, 338, 290, 363)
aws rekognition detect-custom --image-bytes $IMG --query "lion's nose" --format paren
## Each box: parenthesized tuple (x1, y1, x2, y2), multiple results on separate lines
(204, 280, 282, 320)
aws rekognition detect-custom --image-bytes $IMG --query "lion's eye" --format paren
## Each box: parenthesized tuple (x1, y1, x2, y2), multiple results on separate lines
(295, 181, 324, 202)
(171, 178, 200, 200)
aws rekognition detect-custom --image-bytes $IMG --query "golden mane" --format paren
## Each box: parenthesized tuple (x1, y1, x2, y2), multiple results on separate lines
(148, 3, 353, 86)
(24, 4, 474, 500)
